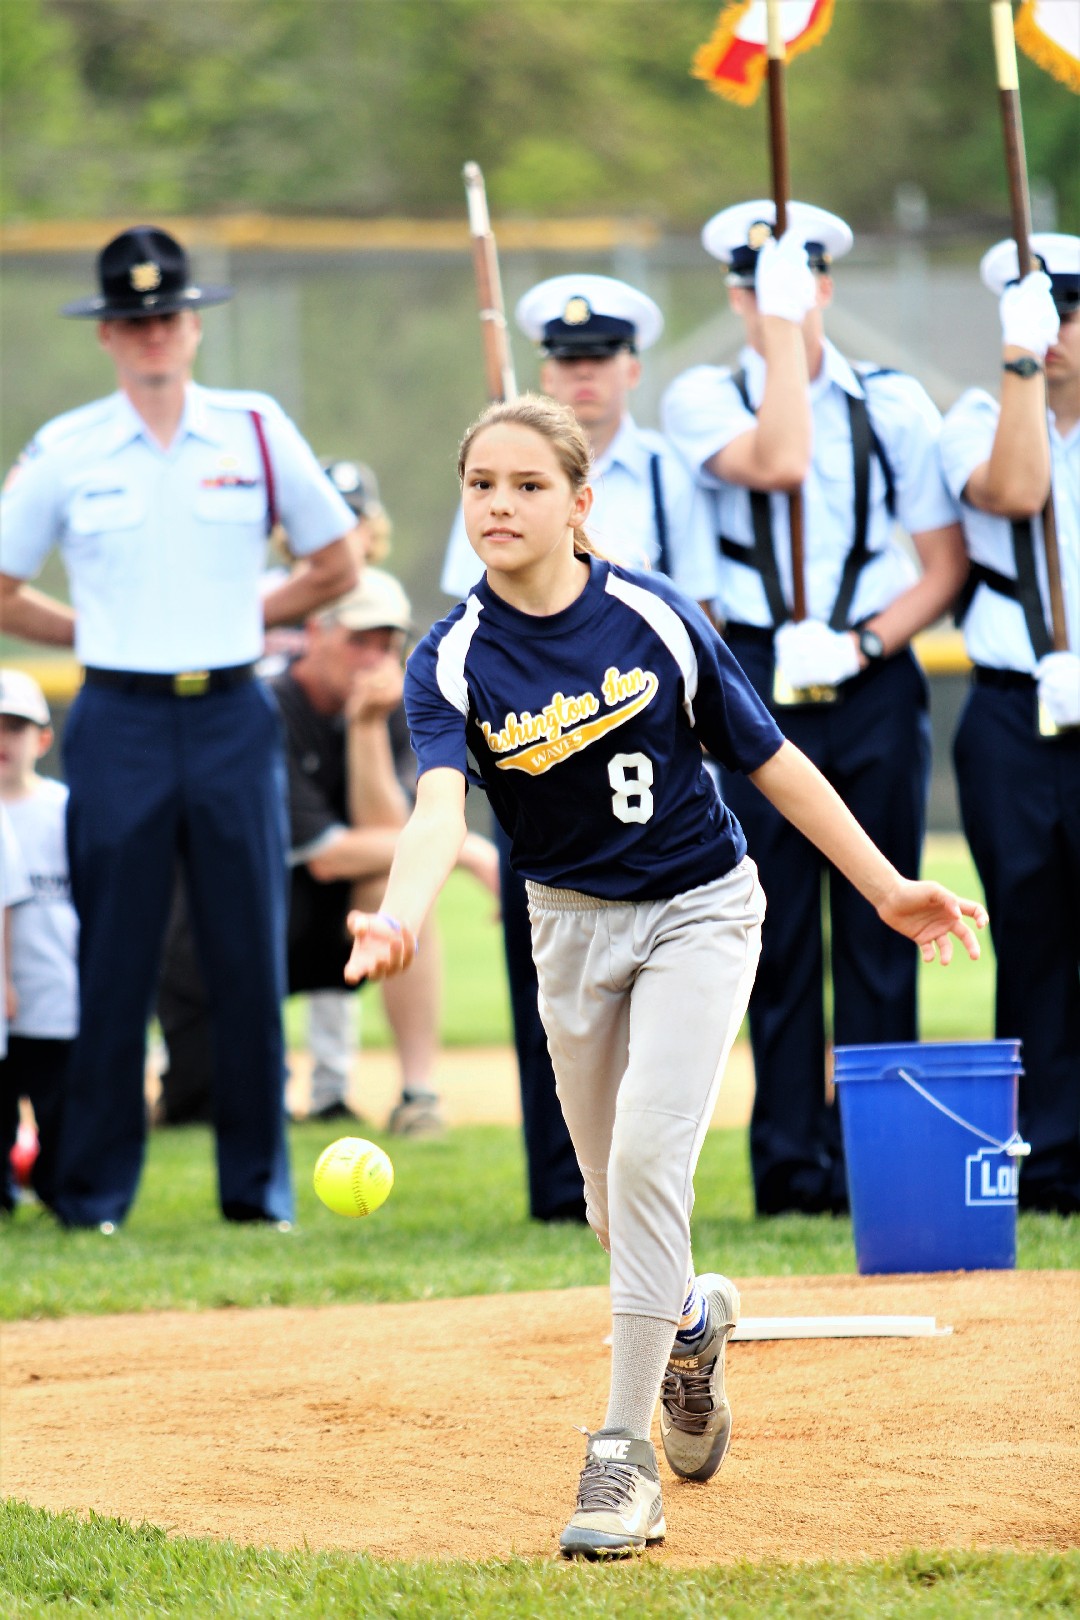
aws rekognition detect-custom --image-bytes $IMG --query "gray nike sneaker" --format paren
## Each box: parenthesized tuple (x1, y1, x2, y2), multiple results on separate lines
(659, 1273, 740, 1481)
(559, 1428, 666, 1558)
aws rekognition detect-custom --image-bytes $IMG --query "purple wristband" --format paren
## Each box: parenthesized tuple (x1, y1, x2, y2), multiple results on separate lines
(374, 912, 418, 955)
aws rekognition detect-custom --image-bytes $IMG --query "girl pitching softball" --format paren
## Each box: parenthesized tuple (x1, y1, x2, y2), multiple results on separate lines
(344, 394, 986, 1558)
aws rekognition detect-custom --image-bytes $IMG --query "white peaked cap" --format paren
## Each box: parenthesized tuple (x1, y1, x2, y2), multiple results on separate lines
(702, 199, 853, 277)
(979, 233, 1080, 294)
(515, 274, 664, 351)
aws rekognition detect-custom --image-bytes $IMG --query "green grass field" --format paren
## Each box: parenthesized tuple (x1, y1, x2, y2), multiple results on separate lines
(4, 835, 1077, 1616)
(1, 1505, 1076, 1620)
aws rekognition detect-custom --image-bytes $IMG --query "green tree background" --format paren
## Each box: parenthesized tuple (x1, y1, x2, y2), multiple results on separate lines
(2, 0, 1077, 229)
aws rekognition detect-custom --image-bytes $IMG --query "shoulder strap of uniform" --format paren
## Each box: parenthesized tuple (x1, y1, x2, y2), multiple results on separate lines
(717, 368, 789, 625)
(1009, 518, 1052, 659)
(828, 392, 873, 630)
(828, 369, 906, 629)
(731, 367, 752, 414)
(648, 453, 671, 578)
(951, 525, 1051, 659)
(851, 365, 897, 517)
(249, 410, 277, 537)
(953, 561, 1017, 626)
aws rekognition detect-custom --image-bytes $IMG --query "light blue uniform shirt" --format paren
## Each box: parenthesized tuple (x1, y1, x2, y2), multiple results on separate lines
(939, 390, 1080, 672)
(1, 383, 354, 672)
(662, 340, 958, 628)
(439, 413, 719, 602)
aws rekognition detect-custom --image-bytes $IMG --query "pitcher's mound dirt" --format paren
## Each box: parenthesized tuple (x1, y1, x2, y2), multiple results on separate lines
(2, 1271, 1076, 1565)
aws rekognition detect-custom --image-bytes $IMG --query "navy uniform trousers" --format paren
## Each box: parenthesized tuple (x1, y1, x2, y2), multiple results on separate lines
(954, 677, 1080, 1212)
(54, 680, 292, 1227)
(720, 631, 931, 1215)
(495, 821, 587, 1223)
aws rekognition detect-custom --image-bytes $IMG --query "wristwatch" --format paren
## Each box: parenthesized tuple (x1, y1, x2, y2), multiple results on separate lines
(1002, 357, 1043, 379)
(858, 628, 886, 663)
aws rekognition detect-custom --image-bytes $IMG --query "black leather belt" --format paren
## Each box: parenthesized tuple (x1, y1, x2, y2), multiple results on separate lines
(973, 665, 1036, 691)
(83, 663, 256, 697)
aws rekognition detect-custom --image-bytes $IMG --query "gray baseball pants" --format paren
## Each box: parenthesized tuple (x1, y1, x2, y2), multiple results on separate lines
(528, 857, 765, 1323)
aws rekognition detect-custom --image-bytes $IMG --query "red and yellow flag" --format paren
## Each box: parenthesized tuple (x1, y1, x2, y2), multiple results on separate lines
(693, 0, 835, 105)
(1016, 0, 1080, 91)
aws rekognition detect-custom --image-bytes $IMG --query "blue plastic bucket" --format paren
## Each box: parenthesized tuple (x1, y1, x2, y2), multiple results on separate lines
(834, 1040, 1026, 1274)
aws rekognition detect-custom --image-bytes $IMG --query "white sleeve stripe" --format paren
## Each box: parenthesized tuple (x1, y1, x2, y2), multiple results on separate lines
(435, 595, 483, 716)
(604, 574, 698, 725)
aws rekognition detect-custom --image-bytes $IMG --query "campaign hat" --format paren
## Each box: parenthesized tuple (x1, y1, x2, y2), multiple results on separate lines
(0, 668, 50, 727)
(702, 200, 853, 286)
(61, 226, 233, 319)
(321, 569, 412, 635)
(979, 233, 1080, 315)
(516, 274, 664, 358)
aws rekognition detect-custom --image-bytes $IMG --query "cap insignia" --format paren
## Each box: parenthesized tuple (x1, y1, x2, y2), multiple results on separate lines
(746, 220, 774, 251)
(130, 262, 163, 293)
(563, 296, 592, 326)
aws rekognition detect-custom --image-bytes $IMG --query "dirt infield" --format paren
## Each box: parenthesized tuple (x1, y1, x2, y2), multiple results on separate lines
(280, 1041, 755, 1130)
(2, 1270, 1077, 1564)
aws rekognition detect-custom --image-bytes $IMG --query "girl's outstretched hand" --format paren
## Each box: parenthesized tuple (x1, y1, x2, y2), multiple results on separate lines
(877, 879, 988, 966)
(344, 911, 418, 984)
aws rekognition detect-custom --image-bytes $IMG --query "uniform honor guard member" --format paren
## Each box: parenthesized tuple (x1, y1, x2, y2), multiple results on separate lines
(940, 233, 1080, 1215)
(0, 226, 358, 1230)
(662, 200, 968, 1217)
(440, 274, 719, 1225)
(442, 274, 718, 603)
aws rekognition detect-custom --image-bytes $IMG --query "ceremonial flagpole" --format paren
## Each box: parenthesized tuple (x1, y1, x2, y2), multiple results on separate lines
(463, 162, 517, 404)
(989, 0, 1068, 652)
(766, 0, 807, 625)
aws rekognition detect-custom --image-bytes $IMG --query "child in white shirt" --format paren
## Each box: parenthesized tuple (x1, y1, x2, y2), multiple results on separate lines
(0, 670, 78, 1212)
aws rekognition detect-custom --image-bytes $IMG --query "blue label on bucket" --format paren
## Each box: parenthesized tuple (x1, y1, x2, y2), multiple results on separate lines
(965, 1146, 1019, 1207)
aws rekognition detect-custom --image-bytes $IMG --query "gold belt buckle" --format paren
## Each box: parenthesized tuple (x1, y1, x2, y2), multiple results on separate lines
(173, 669, 210, 697)
(772, 668, 838, 707)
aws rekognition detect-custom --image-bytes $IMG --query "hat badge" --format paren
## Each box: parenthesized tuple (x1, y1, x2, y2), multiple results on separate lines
(563, 296, 592, 326)
(746, 220, 774, 251)
(130, 262, 163, 293)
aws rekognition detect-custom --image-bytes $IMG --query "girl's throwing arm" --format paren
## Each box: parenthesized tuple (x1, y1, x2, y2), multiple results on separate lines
(749, 742, 988, 965)
(344, 767, 469, 984)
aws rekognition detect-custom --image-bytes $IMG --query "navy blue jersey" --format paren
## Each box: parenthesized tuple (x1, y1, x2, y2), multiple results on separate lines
(405, 557, 784, 901)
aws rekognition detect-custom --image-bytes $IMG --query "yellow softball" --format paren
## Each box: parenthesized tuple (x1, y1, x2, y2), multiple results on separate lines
(313, 1137, 394, 1218)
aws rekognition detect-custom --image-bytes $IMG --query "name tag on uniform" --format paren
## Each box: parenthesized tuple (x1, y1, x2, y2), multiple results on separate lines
(69, 484, 144, 534)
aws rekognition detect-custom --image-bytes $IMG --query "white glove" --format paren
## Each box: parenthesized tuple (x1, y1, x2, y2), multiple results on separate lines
(775, 619, 861, 689)
(1036, 651, 1080, 729)
(1000, 271, 1059, 359)
(754, 229, 818, 325)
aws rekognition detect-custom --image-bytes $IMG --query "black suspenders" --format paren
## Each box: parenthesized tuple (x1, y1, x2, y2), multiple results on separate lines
(829, 391, 874, 631)
(953, 520, 1052, 660)
(719, 366, 896, 628)
(720, 370, 789, 626)
(648, 452, 671, 578)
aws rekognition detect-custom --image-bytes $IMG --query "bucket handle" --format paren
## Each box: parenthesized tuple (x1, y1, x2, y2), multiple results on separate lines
(895, 1069, 1031, 1158)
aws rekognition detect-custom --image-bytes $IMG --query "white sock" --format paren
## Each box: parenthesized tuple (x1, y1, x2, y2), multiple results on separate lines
(603, 1313, 678, 1440)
